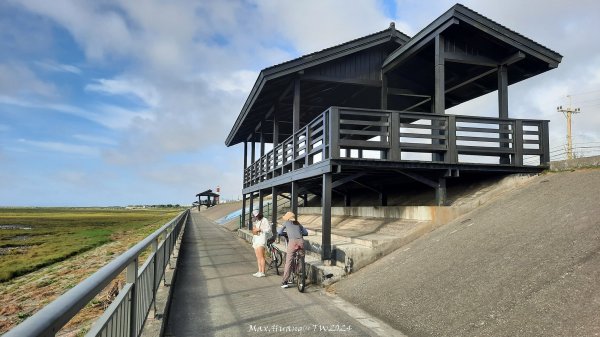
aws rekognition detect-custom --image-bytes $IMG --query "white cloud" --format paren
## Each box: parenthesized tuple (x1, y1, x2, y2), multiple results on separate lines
(18, 139, 99, 156)
(202, 70, 259, 94)
(86, 77, 161, 108)
(35, 60, 81, 74)
(254, 0, 394, 53)
(0, 62, 57, 98)
(72, 134, 117, 146)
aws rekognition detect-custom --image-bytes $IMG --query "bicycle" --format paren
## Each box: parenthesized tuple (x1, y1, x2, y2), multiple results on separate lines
(288, 248, 306, 292)
(265, 237, 283, 275)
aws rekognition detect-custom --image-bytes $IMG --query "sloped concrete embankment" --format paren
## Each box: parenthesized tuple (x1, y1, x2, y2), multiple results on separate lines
(334, 169, 600, 337)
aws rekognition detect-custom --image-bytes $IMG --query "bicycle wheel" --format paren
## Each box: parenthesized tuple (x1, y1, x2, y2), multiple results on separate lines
(296, 254, 305, 293)
(272, 248, 283, 275)
(274, 248, 284, 268)
(265, 248, 273, 272)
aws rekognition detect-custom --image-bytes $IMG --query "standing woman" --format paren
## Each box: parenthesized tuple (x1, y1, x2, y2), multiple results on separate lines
(277, 211, 307, 288)
(251, 209, 270, 277)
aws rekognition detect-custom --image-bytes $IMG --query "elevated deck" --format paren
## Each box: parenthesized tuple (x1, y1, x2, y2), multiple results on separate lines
(243, 106, 549, 195)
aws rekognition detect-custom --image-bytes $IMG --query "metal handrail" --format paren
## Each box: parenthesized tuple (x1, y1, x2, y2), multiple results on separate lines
(4, 209, 190, 337)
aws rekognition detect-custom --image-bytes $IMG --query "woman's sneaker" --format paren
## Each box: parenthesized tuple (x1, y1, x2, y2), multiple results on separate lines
(257, 272, 266, 277)
(281, 281, 292, 288)
(252, 272, 261, 277)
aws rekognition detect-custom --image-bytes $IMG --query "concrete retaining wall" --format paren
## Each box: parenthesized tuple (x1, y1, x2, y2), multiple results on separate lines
(299, 206, 466, 225)
(550, 155, 600, 171)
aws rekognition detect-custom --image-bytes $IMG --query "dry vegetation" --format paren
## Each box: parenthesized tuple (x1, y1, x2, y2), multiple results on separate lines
(0, 208, 183, 336)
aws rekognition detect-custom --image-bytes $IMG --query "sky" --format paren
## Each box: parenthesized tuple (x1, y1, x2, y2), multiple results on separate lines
(0, 0, 599, 206)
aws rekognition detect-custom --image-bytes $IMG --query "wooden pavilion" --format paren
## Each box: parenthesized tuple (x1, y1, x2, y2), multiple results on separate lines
(196, 189, 219, 209)
(225, 4, 562, 261)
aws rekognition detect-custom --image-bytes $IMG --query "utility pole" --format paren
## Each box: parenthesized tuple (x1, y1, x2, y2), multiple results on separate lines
(557, 95, 581, 160)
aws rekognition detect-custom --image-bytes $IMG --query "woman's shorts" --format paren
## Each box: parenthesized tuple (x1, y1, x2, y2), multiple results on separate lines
(252, 235, 266, 249)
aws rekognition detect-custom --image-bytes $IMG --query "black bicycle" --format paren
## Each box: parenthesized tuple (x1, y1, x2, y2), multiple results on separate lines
(288, 248, 306, 292)
(265, 237, 283, 275)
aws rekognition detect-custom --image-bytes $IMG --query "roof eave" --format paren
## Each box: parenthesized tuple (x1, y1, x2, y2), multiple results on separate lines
(225, 29, 410, 147)
(382, 4, 563, 73)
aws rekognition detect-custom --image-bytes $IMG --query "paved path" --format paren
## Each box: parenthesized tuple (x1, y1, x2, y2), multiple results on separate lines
(164, 211, 402, 337)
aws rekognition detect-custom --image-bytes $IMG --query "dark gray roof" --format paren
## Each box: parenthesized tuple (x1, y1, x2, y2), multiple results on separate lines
(225, 25, 410, 146)
(196, 189, 219, 197)
(383, 3, 562, 71)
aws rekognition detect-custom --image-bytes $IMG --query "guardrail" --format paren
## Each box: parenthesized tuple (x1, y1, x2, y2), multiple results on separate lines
(243, 106, 551, 187)
(4, 209, 190, 337)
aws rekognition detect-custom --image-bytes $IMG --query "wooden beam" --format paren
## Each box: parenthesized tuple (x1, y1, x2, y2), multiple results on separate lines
(387, 88, 431, 98)
(445, 68, 497, 94)
(332, 172, 367, 189)
(301, 74, 382, 87)
(501, 51, 526, 66)
(444, 51, 499, 67)
(394, 169, 437, 188)
(353, 180, 381, 194)
(404, 97, 432, 111)
(383, 18, 459, 73)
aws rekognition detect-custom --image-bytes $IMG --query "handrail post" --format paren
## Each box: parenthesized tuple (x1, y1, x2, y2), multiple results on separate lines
(152, 237, 159, 314)
(127, 258, 138, 337)
(163, 230, 169, 286)
(540, 120, 550, 165)
(329, 107, 340, 159)
(447, 115, 457, 164)
(514, 120, 523, 166)
(389, 112, 400, 161)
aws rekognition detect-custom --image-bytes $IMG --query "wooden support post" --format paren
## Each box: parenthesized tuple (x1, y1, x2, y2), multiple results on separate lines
(271, 187, 278, 234)
(292, 79, 300, 170)
(344, 193, 351, 207)
(434, 34, 445, 162)
(273, 109, 279, 148)
(381, 73, 388, 110)
(248, 192, 254, 230)
(291, 181, 299, 217)
(379, 192, 388, 206)
(241, 193, 246, 229)
(498, 64, 510, 164)
(321, 173, 332, 261)
(258, 189, 264, 214)
(260, 127, 265, 157)
(435, 177, 446, 206)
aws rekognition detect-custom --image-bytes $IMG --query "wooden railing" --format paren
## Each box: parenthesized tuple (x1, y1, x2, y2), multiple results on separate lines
(243, 107, 550, 188)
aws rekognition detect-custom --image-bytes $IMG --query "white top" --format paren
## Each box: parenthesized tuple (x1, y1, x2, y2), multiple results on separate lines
(252, 218, 271, 248)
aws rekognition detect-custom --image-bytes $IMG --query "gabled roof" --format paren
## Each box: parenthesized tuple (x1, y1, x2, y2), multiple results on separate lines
(225, 25, 411, 146)
(196, 189, 219, 197)
(382, 4, 562, 72)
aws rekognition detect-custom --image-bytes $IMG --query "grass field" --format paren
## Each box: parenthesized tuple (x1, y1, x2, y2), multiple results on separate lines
(0, 207, 183, 282)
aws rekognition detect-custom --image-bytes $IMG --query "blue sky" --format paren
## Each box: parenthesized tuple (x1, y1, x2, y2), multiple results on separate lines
(1, 0, 599, 206)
